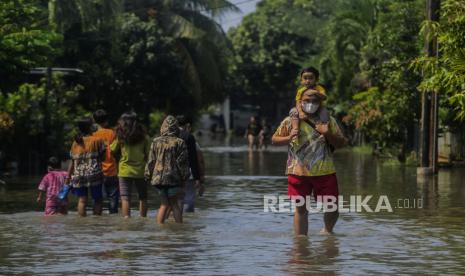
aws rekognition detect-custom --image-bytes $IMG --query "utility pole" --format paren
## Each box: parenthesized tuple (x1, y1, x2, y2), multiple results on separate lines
(418, 0, 440, 176)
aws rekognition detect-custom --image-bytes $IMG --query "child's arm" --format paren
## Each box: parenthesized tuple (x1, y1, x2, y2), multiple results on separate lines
(37, 175, 48, 202)
(37, 190, 44, 203)
(295, 100, 306, 120)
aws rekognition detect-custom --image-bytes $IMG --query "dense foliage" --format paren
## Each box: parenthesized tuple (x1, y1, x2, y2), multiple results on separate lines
(0, 0, 237, 173)
(1, 0, 464, 172)
(227, 0, 464, 160)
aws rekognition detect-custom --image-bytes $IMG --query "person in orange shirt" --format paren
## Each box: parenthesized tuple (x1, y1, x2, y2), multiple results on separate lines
(93, 109, 119, 214)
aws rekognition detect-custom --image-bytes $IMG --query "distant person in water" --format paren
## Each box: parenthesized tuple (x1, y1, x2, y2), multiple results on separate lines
(145, 115, 189, 224)
(245, 116, 261, 150)
(37, 157, 69, 216)
(66, 118, 106, 217)
(92, 109, 119, 214)
(259, 118, 271, 150)
(111, 112, 150, 218)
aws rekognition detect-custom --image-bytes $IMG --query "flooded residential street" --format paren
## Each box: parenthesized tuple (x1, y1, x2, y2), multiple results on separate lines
(1, 141, 464, 275)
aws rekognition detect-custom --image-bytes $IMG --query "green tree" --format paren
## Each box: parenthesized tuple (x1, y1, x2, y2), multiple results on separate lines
(0, 76, 85, 173)
(412, 0, 465, 124)
(318, 0, 380, 103)
(49, 0, 239, 118)
(48, 0, 123, 32)
(125, 0, 239, 106)
(227, 0, 323, 118)
(346, 0, 423, 159)
(0, 0, 61, 91)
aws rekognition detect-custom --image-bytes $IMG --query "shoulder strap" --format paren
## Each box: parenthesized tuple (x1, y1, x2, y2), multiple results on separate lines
(302, 119, 335, 153)
(302, 119, 318, 132)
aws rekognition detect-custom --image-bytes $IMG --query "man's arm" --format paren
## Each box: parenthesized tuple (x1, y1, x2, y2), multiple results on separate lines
(187, 135, 200, 181)
(272, 130, 298, 146)
(271, 118, 298, 146)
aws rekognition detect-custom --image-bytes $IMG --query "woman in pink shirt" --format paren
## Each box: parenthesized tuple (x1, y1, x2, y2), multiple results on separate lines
(37, 157, 69, 216)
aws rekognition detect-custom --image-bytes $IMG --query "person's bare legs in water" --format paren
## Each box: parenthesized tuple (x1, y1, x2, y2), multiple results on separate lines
(157, 192, 182, 224)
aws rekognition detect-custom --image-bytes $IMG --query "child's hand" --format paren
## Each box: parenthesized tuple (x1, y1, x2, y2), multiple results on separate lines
(315, 123, 329, 135)
(289, 129, 299, 141)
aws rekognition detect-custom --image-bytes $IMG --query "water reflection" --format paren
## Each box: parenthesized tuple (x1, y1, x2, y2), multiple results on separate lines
(285, 236, 340, 275)
(417, 175, 439, 211)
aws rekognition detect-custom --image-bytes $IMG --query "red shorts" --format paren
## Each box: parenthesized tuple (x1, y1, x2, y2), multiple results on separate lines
(288, 174, 338, 201)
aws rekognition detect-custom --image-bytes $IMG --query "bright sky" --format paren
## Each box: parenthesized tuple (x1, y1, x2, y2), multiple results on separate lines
(218, 0, 261, 32)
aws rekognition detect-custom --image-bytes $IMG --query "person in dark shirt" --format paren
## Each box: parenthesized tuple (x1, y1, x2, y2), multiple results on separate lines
(176, 115, 205, 212)
(245, 116, 262, 150)
(259, 119, 272, 150)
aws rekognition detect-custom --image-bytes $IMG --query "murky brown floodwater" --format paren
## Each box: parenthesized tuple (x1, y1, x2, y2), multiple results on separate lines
(1, 137, 464, 275)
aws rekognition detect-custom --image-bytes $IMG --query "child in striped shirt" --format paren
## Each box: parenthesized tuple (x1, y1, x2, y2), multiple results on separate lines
(37, 157, 68, 216)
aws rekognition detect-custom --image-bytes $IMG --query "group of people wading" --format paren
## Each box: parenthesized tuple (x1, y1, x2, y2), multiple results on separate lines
(37, 111, 205, 224)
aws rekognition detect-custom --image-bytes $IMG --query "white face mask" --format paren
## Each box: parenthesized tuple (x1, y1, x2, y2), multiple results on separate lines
(302, 102, 319, 114)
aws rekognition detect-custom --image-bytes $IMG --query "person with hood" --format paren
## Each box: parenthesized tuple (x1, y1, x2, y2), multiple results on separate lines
(145, 116, 189, 224)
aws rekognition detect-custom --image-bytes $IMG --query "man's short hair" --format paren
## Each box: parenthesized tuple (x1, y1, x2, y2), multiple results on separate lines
(47, 156, 60, 169)
(176, 115, 191, 126)
(93, 109, 108, 125)
(300, 67, 320, 79)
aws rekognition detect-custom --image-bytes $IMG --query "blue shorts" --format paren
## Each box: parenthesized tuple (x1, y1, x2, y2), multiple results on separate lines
(73, 184, 103, 200)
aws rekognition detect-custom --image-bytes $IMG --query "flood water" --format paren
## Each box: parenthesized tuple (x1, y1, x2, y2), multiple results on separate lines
(1, 138, 465, 275)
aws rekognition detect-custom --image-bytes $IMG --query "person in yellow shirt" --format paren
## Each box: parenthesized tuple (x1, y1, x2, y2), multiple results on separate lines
(290, 67, 329, 136)
(110, 112, 150, 218)
(93, 109, 119, 214)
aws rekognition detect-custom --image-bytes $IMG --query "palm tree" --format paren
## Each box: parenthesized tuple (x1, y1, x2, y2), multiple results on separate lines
(48, 0, 123, 32)
(319, 0, 380, 100)
(124, 0, 239, 104)
(48, 0, 239, 106)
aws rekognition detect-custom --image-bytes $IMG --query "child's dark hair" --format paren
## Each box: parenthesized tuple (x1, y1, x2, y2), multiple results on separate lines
(93, 109, 108, 125)
(115, 112, 146, 145)
(300, 67, 320, 80)
(176, 115, 191, 127)
(47, 156, 60, 169)
(74, 117, 93, 146)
